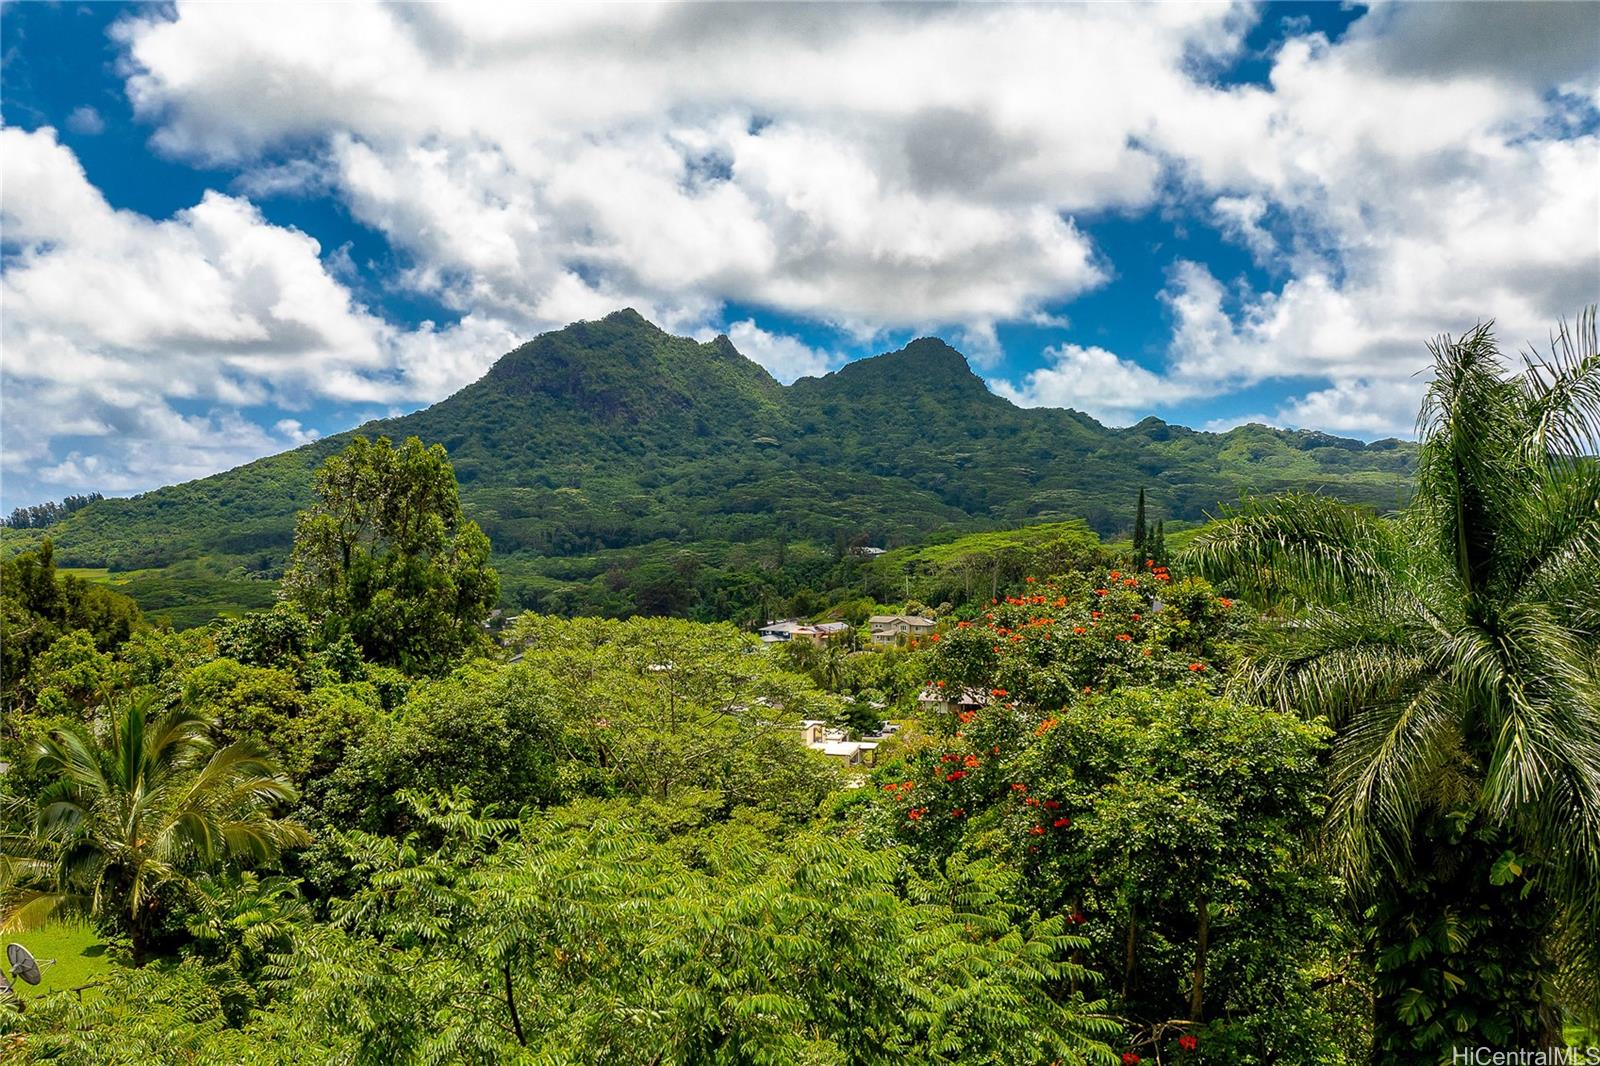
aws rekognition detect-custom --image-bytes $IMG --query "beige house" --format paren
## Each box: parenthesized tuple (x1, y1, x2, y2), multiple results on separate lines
(797, 719, 878, 766)
(916, 684, 991, 717)
(868, 614, 936, 645)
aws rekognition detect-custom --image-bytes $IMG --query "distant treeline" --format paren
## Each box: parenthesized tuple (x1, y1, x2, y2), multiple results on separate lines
(4, 492, 104, 529)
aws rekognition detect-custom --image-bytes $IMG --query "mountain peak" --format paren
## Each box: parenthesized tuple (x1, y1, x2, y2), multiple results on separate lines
(807, 335, 986, 394)
(35, 308, 1415, 615)
(602, 307, 652, 328)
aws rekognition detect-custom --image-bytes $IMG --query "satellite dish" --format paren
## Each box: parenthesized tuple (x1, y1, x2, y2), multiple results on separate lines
(7, 943, 44, 985)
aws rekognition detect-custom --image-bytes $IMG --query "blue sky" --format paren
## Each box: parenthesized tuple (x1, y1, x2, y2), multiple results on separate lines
(2, 2, 1596, 511)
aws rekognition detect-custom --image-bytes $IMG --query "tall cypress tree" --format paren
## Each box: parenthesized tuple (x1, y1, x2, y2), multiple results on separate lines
(1149, 520, 1166, 566)
(1132, 488, 1147, 558)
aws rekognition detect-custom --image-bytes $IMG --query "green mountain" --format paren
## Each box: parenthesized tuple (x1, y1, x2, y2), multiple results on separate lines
(18, 309, 1415, 620)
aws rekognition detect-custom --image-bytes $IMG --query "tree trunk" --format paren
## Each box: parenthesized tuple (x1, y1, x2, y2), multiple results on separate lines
(503, 961, 527, 1046)
(1122, 901, 1138, 1003)
(130, 904, 152, 968)
(1189, 892, 1208, 1022)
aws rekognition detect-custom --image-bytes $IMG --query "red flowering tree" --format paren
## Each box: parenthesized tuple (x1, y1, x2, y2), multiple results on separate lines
(867, 563, 1348, 1063)
(925, 567, 1242, 709)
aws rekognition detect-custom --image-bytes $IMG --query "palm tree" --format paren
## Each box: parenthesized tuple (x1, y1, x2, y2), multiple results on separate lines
(1184, 311, 1600, 1049)
(1, 690, 309, 964)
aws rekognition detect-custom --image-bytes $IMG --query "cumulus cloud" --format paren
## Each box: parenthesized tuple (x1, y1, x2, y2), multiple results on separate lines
(995, 5, 1599, 436)
(64, 106, 105, 135)
(0, 125, 514, 503)
(990, 343, 1199, 426)
(4, 0, 1597, 504)
(112, 1, 1260, 340)
(724, 321, 840, 383)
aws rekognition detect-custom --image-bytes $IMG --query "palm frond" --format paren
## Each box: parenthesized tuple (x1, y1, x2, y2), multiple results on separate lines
(1224, 605, 1435, 728)
(1181, 492, 1398, 607)
(1325, 675, 1461, 880)
(1521, 306, 1600, 463)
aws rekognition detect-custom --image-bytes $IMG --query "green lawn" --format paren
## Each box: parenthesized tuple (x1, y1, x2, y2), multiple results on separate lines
(7, 922, 117, 1002)
(55, 566, 115, 582)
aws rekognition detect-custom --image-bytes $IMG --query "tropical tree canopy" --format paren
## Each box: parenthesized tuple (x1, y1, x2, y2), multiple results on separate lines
(281, 435, 499, 675)
(2, 691, 308, 964)
(1185, 310, 1600, 1044)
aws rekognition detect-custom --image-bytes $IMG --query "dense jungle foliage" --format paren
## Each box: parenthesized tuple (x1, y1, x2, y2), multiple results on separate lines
(2, 313, 1596, 1064)
(0, 310, 1414, 626)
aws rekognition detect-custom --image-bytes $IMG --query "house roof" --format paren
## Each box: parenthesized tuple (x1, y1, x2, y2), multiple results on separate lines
(917, 685, 991, 706)
(762, 619, 851, 639)
(868, 614, 935, 626)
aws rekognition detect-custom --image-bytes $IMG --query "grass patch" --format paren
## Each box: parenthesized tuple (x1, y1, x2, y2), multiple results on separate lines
(6, 922, 118, 1002)
(55, 566, 114, 582)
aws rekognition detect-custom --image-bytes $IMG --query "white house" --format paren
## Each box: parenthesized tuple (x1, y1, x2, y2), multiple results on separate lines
(760, 619, 852, 645)
(796, 719, 878, 766)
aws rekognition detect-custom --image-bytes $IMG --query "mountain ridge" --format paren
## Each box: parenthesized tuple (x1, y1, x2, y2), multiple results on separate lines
(11, 310, 1415, 618)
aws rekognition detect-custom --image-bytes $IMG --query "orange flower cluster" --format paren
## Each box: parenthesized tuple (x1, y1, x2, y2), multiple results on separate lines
(1034, 717, 1058, 737)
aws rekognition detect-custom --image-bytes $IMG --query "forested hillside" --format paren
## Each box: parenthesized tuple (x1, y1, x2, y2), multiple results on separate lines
(3, 315, 1596, 1062)
(10, 310, 1414, 622)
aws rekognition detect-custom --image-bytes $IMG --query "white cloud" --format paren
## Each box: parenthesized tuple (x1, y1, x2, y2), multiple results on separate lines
(65, 106, 106, 135)
(273, 418, 321, 445)
(112, 1, 1261, 341)
(724, 321, 840, 383)
(0, 125, 513, 503)
(990, 344, 1200, 426)
(1210, 194, 1276, 263)
(4, 0, 1598, 502)
(1002, 5, 1600, 438)
(107, 1, 1595, 444)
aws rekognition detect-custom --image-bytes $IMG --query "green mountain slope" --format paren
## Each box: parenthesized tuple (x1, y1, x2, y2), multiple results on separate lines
(18, 309, 1415, 617)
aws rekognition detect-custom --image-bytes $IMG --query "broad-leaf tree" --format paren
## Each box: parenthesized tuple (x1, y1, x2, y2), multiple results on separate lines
(281, 435, 498, 675)
(1185, 311, 1600, 1048)
(2, 691, 308, 964)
